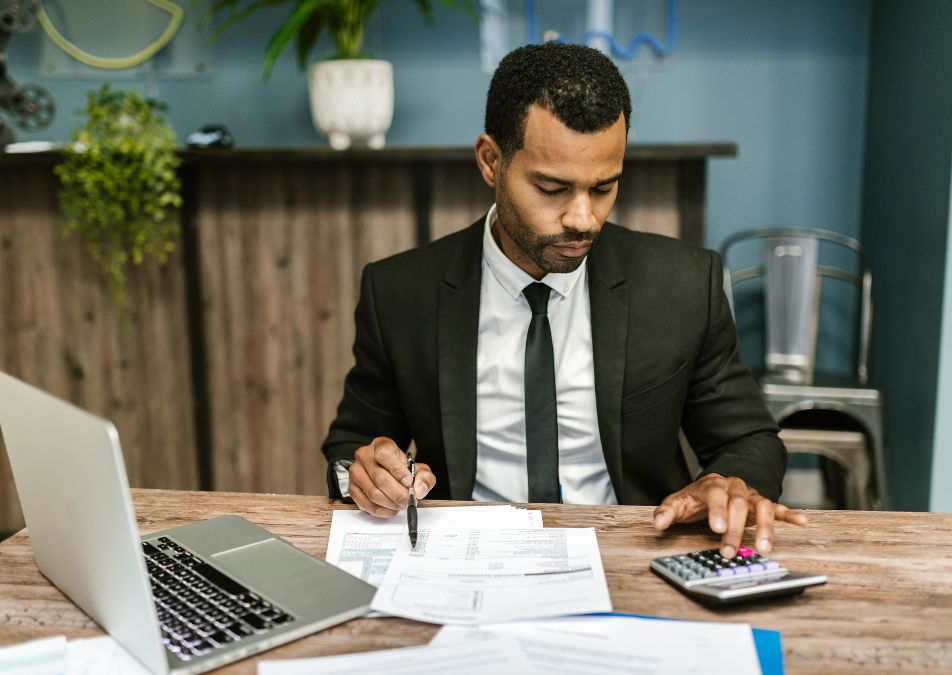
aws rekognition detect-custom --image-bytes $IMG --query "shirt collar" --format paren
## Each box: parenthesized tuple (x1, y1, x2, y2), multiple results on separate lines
(482, 203, 587, 302)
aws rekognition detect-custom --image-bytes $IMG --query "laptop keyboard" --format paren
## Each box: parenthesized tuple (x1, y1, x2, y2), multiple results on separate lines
(143, 537, 294, 662)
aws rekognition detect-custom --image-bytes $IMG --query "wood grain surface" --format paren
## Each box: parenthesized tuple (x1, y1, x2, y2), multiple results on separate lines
(0, 489, 949, 674)
(0, 169, 198, 536)
(194, 163, 416, 497)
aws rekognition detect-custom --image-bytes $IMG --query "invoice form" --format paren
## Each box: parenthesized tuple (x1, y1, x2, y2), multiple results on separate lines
(432, 615, 762, 675)
(370, 527, 612, 624)
(326, 505, 542, 587)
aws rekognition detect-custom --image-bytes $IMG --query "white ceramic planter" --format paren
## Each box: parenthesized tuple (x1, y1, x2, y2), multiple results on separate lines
(307, 59, 394, 150)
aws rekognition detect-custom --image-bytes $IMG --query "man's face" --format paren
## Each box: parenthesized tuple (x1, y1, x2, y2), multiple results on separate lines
(492, 104, 627, 279)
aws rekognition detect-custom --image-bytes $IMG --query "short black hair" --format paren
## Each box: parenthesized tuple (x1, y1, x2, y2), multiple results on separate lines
(485, 43, 632, 158)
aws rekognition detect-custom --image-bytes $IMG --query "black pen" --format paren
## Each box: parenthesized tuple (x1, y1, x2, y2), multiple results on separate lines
(407, 454, 418, 549)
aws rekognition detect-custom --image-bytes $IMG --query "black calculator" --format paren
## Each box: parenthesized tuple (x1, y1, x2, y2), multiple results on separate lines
(650, 546, 827, 606)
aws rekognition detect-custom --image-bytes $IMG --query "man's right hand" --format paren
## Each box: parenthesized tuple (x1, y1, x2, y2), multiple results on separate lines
(348, 437, 437, 518)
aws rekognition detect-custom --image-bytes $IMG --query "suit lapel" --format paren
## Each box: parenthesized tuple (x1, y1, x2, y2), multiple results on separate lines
(438, 220, 485, 499)
(588, 225, 629, 502)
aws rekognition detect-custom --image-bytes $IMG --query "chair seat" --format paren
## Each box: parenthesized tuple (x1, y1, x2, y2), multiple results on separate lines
(762, 381, 882, 406)
(721, 228, 887, 510)
(779, 428, 872, 510)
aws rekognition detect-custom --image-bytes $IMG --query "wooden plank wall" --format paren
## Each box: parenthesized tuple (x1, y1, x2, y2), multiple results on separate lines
(0, 166, 198, 536)
(195, 163, 417, 496)
(0, 149, 714, 535)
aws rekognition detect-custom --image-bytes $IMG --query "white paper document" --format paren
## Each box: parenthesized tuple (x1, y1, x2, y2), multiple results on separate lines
(66, 636, 152, 675)
(326, 505, 542, 587)
(432, 615, 763, 675)
(370, 527, 612, 625)
(0, 636, 67, 675)
(0, 635, 151, 675)
(257, 635, 529, 675)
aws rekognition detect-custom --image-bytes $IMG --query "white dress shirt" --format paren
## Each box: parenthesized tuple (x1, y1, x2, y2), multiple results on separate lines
(472, 205, 618, 505)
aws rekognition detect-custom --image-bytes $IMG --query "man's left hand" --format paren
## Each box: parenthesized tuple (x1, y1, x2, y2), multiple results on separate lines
(652, 473, 808, 558)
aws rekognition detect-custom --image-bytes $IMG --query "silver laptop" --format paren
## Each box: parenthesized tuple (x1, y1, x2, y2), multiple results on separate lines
(0, 372, 375, 674)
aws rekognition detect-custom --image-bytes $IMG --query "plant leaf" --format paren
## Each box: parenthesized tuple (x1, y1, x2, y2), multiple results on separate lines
(295, 8, 326, 68)
(263, 0, 332, 77)
(439, 0, 479, 23)
(203, 0, 290, 42)
(412, 0, 435, 23)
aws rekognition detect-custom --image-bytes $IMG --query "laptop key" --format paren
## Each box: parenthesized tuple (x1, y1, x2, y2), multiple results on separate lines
(240, 612, 269, 632)
(192, 562, 251, 598)
(208, 630, 236, 645)
(191, 641, 213, 655)
(228, 621, 254, 636)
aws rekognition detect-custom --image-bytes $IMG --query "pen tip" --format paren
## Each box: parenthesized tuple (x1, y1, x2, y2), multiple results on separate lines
(410, 534, 417, 549)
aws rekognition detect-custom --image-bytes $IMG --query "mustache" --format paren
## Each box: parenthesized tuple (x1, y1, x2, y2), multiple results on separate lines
(539, 231, 599, 246)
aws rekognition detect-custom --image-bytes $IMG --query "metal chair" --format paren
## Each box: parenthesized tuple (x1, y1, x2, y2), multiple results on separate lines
(721, 228, 887, 510)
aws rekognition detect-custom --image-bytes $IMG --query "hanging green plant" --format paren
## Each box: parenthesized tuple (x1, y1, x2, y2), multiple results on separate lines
(55, 84, 182, 327)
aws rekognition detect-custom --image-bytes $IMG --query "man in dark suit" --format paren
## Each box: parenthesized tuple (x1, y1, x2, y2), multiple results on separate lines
(323, 43, 806, 558)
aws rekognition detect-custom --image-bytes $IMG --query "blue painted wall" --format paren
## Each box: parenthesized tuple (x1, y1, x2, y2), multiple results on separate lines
(7, 0, 871, 254)
(861, 0, 952, 511)
(6, 0, 873, 377)
(931, 163, 952, 514)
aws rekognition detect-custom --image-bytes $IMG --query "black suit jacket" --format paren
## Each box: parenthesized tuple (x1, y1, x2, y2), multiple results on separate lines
(323, 219, 786, 504)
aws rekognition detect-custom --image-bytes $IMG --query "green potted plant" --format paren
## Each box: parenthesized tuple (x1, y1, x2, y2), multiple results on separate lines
(206, 0, 478, 149)
(55, 84, 182, 326)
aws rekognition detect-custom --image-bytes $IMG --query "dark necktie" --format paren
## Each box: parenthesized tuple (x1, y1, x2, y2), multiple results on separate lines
(523, 282, 560, 503)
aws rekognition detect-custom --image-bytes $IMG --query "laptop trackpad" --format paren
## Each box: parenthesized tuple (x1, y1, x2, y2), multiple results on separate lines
(212, 538, 323, 584)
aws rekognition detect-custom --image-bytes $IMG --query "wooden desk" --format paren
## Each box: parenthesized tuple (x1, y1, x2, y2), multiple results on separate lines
(0, 490, 949, 674)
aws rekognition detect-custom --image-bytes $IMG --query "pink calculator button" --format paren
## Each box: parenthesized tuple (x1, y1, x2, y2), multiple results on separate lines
(737, 546, 753, 558)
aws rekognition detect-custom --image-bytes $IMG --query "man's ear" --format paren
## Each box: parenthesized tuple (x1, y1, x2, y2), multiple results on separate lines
(474, 134, 503, 188)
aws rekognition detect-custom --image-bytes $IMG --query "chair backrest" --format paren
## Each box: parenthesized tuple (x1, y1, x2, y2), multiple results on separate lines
(720, 227, 872, 385)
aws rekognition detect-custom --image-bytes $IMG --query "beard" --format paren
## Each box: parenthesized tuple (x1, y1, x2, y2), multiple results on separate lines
(496, 180, 598, 275)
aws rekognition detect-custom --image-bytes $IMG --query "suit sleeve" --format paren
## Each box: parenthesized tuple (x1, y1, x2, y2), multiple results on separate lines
(322, 264, 412, 469)
(680, 250, 787, 501)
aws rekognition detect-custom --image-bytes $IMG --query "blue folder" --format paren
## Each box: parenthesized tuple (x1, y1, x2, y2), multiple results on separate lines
(597, 612, 783, 675)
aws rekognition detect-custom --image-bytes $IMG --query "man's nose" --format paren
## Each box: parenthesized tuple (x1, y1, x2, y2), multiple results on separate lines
(562, 192, 598, 232)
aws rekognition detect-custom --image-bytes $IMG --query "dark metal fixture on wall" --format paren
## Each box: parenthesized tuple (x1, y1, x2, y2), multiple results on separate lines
(0, 0, 54, 147)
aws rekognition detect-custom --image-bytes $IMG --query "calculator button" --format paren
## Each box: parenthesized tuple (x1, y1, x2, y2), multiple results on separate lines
(747, 563, 765, 572)
(737, 546, 753, 558)
(733, 566, 750, 575)
(765, 561, 781, 570)
(717, 568, 735, 576)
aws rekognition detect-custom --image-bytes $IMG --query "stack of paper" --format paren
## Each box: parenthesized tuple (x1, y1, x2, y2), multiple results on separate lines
(260, 506, 773, 674)
(327, 504, 612, 625)
(371, 527, 612, 624)
(0, 635, 152, 675)
(432, 616, 764, 674)
(258, 615, 767, 675)
(326, 505, 542, 587)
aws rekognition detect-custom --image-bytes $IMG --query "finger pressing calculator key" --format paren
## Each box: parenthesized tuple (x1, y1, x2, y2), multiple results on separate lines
(650, 547, 827, 606)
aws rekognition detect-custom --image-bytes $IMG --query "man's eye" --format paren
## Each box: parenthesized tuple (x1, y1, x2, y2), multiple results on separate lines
(592, 185, 614, 195)
(538, 186, 565, 196)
